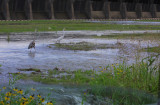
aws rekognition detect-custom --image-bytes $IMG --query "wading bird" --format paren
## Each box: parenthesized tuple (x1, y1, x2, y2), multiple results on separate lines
(55, 28, 65, 44)
(28, 28, 37, 51)
(28, 40, 35, 51)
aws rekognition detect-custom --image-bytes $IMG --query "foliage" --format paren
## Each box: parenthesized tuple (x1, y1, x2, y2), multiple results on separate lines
(0, 86, 55, 105)
(0, 73, 55, 105)
(142, 46, 160, 53)
(20, 55, 159, 95)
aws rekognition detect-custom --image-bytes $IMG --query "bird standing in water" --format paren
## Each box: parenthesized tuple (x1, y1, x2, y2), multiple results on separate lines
(28, 28, 37, 51)
(28, 40, 35, 51)
(55, 28, 65, 44)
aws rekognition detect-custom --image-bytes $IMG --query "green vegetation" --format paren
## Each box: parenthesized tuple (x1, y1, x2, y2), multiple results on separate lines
(51, 42, 113, 51)
(0, 64, 2, 67)
(0, 73, 55, 105)
(19, 55, 159, 105)
(0, 20, 160, 33)
(142, 46, 160, 53)
(21, 56, 159, 94)
(93, 33, 160, 40)
(88, 86, 157, 105)
(0, 86, 55, 105)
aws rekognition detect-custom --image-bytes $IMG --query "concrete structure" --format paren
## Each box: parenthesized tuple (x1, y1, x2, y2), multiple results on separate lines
(0, 0, 160, 20)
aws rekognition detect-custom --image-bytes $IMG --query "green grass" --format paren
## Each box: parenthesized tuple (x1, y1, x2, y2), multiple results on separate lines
(20, 56, 159, 94)
(93, 33, 160, 40)
(142, 46, 160, 53)
(19, 55, 159, 105)
(0, 20, 160, 33)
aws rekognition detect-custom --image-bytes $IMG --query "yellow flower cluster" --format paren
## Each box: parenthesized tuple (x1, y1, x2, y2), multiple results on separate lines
(116, 69, 123, 75)
(0, 87, 54, 105)
(47, 101, 53, 105)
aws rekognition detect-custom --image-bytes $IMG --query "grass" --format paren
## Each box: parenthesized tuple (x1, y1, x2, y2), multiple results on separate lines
(18, 55, 159, 105)
(142, 46, 160, 53)
(93, 33, 160, 40)
(0, 20, 160, 33)
(52, 42, 112, 51)
(20, 56, 159, 93)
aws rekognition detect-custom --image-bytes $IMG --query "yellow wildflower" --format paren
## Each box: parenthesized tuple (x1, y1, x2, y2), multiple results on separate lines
(111, 64, 114, 66)
(91, 78, 94, 80)
(101, 71, 103, 73)
(5, 97, 10, 101)
(31, 88, 35, 91)
(103, 68, 106, 70)
(40, 98, 45, 102)
(29, 95, 34, 100)
(6, 92, 12, 97)
(17, 89, 23, 94)
(84, 92, 86, 95)
(116, 63, 119, 66)
(3, 87, 6, 89)
(25, 101, 29, 104)
(117, 73, 120, 75)
(37, 94, 41, 98)
(0, 101, 4, 105)
(20, 102, 26, 105)
(22, 97, 27, 101)
(0, 89, 1, 91)
(12, 94, 17, 96)
(46, 101, 53, 105)
(13, 88, 18, 92)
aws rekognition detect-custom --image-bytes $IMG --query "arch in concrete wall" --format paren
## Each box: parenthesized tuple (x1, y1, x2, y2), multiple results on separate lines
(54, 0, 68, 19)
(125, 0, 136, 12)
(32, 0, 47, 19)
(74, 0, 86, 19)
(110, 0, 120, 11)
(92, 0, 103, 11)
(110, 0, 121, 19)
(123, 0, 137, 19)
(9, 0, 25, 20)
(91, 0, 105, 19)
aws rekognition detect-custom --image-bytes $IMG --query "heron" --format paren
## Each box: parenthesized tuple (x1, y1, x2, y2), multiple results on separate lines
(28, 28, 37, 51)
(55, 28, 65, 44)
(28, 40, 35, 51)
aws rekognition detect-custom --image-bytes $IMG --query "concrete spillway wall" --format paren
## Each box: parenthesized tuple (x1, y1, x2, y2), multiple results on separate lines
(0, 0, 160, 20)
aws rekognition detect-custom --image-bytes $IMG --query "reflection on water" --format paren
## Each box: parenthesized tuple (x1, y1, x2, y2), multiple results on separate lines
(28, 51, 36, 58)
